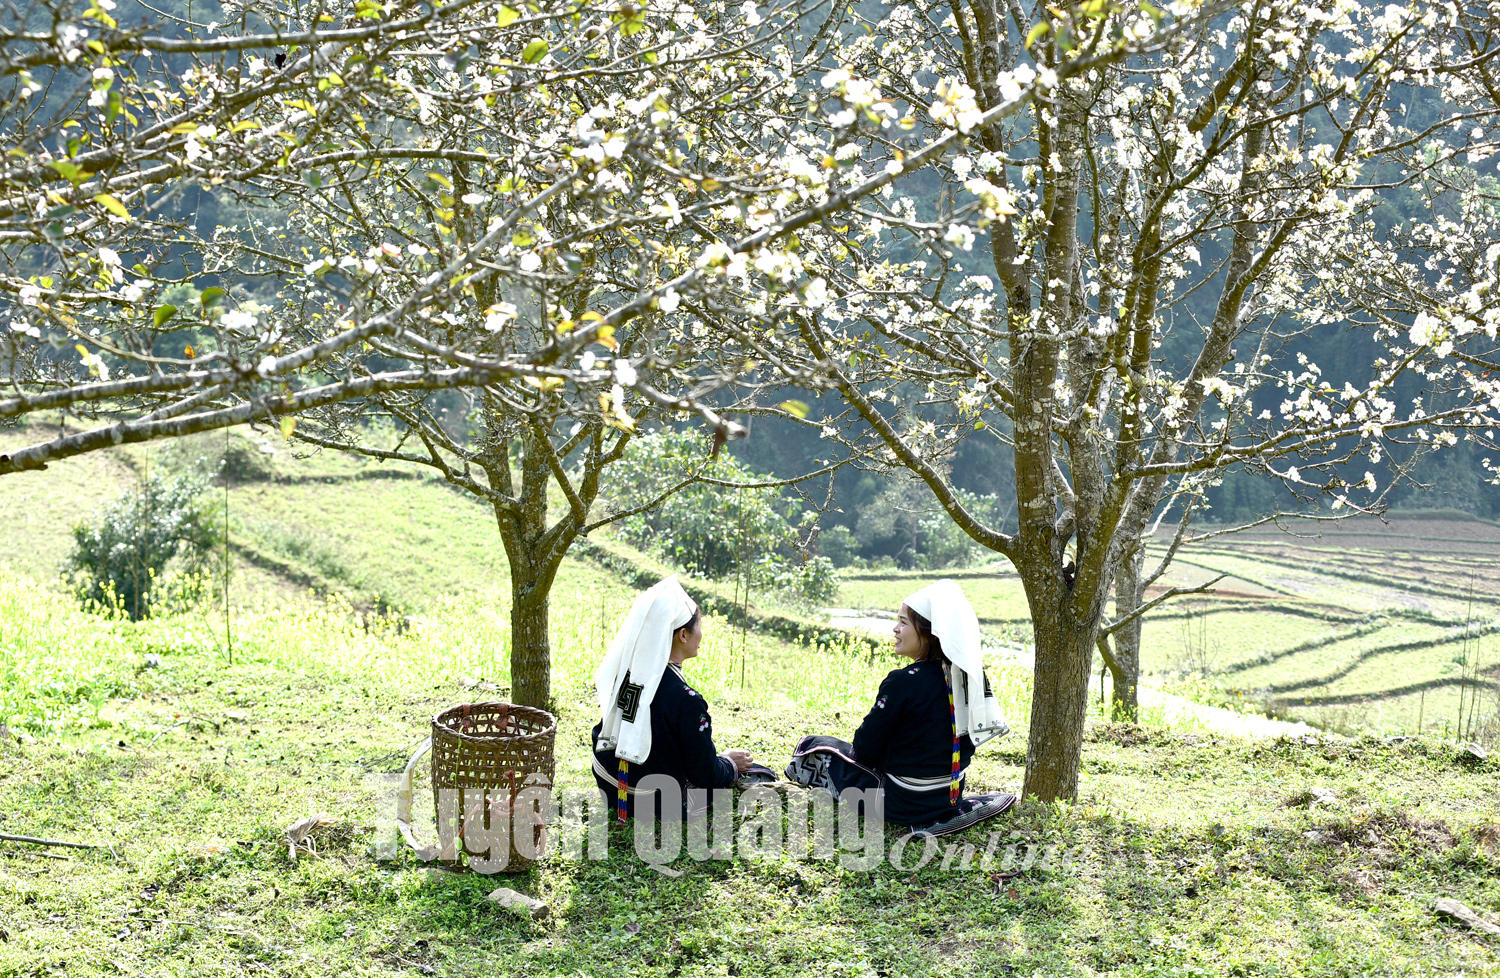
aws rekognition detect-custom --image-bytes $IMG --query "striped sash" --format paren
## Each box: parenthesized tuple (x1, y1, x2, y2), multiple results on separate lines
(944, 666, 960, 804)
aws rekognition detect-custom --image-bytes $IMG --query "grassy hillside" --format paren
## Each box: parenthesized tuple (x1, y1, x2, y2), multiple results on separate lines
(1, 565, 1498, 978)
(0, 423, 599, 615)
(2, 427, 1499, 976)
(5, 419, 1498, 741)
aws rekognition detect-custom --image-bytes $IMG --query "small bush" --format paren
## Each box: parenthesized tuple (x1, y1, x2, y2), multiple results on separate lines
(600, 429, 839, 603)
(220, 438, 278, 482)
(67, 465, 224, 620)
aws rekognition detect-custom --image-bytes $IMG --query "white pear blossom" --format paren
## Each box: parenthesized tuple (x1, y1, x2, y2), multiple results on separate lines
(221, 309, 257, 333)
(484, 303, 518, 331)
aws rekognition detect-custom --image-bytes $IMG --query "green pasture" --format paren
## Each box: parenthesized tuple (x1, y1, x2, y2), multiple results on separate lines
(835, 569, 1032, 632)
(2, 563, 1499, 977)
(1206, 620, 1456, 692)
(4, 419, 1499, 745)
(0, 425, 140, 581)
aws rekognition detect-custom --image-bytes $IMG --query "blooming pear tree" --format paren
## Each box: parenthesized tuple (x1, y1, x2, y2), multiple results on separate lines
(1, 0, 1009, 706)
(715, 0, 1500, 800)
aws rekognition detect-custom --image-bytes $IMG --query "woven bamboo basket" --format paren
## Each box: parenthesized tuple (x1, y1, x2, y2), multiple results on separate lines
(429, 701, 556, 873)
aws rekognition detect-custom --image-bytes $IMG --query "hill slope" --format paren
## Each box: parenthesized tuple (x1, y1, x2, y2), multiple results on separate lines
(0, 567, 1496, 978)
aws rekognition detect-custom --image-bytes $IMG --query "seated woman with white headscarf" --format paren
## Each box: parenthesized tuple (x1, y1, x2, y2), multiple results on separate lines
(785, 579, 1014, 836)
(592, 576, 754, 822)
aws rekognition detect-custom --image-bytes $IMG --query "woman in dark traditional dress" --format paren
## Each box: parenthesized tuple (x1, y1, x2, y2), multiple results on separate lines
(592, 576, 753, 821)
(786, 579, 1014, 836)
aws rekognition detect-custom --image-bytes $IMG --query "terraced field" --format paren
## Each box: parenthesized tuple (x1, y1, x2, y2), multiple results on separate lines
(835, 515, 1500, 738)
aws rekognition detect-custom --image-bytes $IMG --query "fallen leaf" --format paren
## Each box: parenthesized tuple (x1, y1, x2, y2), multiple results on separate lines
(284, 812, 335, 860)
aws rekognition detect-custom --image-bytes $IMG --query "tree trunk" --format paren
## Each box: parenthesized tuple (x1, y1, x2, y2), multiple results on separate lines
(484, 413, 571, 712)
(509, 572, 552, 709)
(1023, 598, 1099, 803)
(1106, 546, 1143, 722)
(1015, 540, 1106, 803)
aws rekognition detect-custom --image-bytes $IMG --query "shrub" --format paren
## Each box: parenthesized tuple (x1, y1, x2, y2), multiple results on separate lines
(220, 437, 278, 482)
(748, 552, 841, 607)
(67, 465, 224, 620)
(847, 469, 1012, 569)
(600, 429, 839, 603)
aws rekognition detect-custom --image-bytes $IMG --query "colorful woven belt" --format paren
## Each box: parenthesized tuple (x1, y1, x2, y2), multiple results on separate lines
(944, 667, 960, 805)
(616, 758, 629, 825)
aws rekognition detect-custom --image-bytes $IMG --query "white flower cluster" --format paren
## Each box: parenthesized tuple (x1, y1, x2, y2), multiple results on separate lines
(927, 78, 982, 133)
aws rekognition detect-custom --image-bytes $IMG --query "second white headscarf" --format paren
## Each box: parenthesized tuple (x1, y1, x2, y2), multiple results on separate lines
(903, 578, 1009, 746)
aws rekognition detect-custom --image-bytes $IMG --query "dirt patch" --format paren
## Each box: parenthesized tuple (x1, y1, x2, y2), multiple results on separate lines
(1086, 723, 1163, 747)
(1309, 810, 1457, 863)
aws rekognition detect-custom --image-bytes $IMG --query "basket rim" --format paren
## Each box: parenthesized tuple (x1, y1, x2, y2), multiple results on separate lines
(431, 701, 557, 743)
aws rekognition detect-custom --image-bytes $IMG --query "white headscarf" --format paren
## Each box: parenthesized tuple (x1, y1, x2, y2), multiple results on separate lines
(903, 579, 1009, 747)
(594, 576, 697, 764)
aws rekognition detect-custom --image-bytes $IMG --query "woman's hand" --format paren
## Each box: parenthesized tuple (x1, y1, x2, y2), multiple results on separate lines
(722, 748, 753, 774)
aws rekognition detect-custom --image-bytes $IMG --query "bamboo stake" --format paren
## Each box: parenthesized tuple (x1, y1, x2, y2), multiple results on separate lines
(0, 832, 96, 850)
(0, 847, 70, 861)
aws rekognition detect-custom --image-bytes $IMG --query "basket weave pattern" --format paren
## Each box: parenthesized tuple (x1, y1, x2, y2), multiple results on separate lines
(430, 701, 556, 872)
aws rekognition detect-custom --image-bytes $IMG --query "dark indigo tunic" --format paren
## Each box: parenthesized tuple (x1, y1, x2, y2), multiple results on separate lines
(591, 663, 736, 818)
(851, 658, 976, 824)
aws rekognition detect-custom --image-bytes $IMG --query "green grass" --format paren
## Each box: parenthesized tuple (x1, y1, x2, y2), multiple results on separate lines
(4, 421, 1499, 761)
(827, 523, 1500, 740)
(0, 424, 140, 582)
(836, 569, 1033, 632)
(2, 562, 1499, 977)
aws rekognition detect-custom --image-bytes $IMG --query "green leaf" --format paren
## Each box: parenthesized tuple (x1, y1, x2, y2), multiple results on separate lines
(496, 4, 519, 26)
(93, 193, 129, 221)
(199, 287, 226, 308)
(974, 420, 986, 430)
(280, 416, 297, 440)
(1025, 21, 1051, 49)
(48, 160, 89, 185)
(522, 39, 549, 63)
(153, 304, 178, 328)
(778, 399, 810, 419)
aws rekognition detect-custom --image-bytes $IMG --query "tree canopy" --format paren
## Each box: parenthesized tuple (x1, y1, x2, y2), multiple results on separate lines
(722, 0, 1500, 798)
